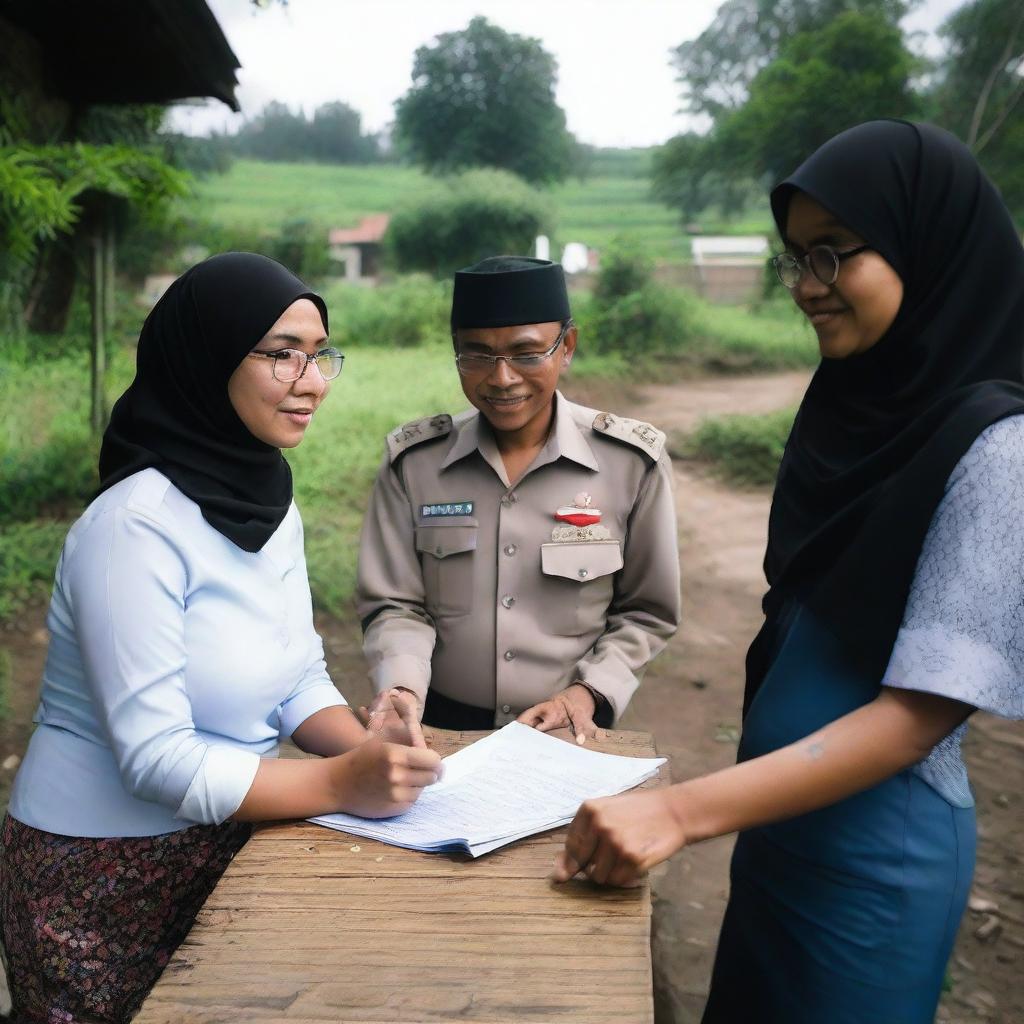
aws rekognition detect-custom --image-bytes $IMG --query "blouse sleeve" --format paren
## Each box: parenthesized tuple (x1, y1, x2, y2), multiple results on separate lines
(65, 504, 261, 825)
(882, 416, 1024, 719)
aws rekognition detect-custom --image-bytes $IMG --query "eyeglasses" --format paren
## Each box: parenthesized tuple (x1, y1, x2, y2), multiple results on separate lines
(454, 320, 573, 376)
(248, 347, 345, 382)
(771, 245, 872, 289)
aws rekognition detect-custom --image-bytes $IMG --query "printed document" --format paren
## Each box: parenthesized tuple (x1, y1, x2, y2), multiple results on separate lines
(309, 721, 664, 857)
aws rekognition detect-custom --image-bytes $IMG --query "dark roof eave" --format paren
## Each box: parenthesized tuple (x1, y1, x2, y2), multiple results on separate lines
(1, 0, 241, 111)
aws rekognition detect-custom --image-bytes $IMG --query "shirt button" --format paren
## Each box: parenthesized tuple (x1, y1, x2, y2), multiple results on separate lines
(504, 650, 516, 661)
(578, 569, 589, 579)
(501, 704, 511, 714)
(501, 595, 515, 609)
(504, 544, 517, 556)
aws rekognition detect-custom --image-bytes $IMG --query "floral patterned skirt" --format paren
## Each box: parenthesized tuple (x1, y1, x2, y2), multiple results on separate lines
(0, 813, 251, 1024)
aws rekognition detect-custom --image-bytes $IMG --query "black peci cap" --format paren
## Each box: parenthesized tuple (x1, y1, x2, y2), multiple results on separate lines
(451, 256, 571, 330)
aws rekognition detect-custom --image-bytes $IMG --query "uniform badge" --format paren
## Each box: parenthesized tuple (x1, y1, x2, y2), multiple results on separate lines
(551, 492, 611, 542)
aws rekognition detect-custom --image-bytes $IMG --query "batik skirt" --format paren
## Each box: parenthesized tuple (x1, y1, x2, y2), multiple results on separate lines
(0, 813, 251, 1024)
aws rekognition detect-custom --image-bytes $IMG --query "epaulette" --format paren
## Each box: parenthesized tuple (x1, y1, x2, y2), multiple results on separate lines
(386, 413, 453, 463)
(591, 411, 665, 461)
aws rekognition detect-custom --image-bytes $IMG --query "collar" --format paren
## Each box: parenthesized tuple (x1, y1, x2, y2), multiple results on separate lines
(440, 391, 599, 480)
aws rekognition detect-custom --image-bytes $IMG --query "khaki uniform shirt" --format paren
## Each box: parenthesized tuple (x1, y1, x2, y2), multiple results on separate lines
(356, 391, 681, 727)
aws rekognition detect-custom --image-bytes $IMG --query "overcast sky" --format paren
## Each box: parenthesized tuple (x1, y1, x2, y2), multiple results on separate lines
(169, 0, 967, 149)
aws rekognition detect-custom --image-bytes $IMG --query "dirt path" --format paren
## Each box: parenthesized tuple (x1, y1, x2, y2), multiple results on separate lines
(1, 369, 1020, 1022)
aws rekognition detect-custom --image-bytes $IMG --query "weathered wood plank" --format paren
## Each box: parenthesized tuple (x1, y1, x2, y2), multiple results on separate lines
(137, 728, 662, 1022)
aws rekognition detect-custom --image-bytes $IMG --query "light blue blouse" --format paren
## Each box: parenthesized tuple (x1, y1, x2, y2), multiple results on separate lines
(9, 468, 346, 837)
(884, 415, 1024, 806)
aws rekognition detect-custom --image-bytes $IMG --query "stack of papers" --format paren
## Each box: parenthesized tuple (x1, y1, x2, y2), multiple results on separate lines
(309, 721, 665, 858)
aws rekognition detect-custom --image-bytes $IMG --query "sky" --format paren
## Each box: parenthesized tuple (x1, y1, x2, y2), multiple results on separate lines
(169, 0, 968, 149)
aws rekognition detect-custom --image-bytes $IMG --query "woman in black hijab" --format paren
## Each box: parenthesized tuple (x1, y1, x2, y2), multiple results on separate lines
(0, 253, 441, 1022)
(553, 122, 1024, 1022)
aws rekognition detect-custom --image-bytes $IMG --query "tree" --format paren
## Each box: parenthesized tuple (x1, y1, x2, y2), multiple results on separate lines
(310, 102, 378, 163)
(394, 17, 575, 184)
(711, 11, 917, 183)
(929, 0, 1024, 219)
(230, 100, 380, 164)
(650, 132, 756, 223)
(386, 168, 553, 278)
(671, 0, 910, 120)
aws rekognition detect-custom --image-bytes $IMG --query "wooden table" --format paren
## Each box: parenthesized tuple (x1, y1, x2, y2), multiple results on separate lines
(137, 729, 667, 1023)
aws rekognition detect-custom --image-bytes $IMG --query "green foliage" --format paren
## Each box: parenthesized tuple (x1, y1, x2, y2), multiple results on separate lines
(231, 100, 381, 165)
(0, 140, 191, 322)
(713, 11, 917, 182)
(592, 236, 655, 303)
(0, 646, 10, 723)
(689, 298, 817, 371)
(930, 0, 1024, 220)
(394, 17, 576, 184)
(0, 520, 69, 621)
(671, 0, 910, 120)
(385, 168, 554, 278)
(323, 276, 452, 348)
(687, 406, 797, 486)
(583, 236, 697, 356)
(584, 285, 698, 358)
(0, 434, 97, 525)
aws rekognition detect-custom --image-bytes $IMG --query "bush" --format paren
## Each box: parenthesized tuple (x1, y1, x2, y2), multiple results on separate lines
(687, 407, 796, 487)
(583, 284, 698, 357)
(593, 235, 655, 304)
(580, 234, 697, 356)
(0, 520, 68, 620)
(0, 433, 97, 524)
(323, 275, 451, 349)
(386, 169, 553, 278)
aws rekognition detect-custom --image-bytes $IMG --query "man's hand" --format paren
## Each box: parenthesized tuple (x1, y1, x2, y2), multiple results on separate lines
(517, 683, 603, 745)
(551, 788, 688, 887)
(358, 688, 427, 748)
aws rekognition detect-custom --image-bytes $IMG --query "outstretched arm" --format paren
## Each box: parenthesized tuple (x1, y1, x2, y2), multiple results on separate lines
(553, 686, 972, 887)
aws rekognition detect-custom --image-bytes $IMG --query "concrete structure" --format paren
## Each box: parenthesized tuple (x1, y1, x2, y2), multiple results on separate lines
(691, 235, 770, 304)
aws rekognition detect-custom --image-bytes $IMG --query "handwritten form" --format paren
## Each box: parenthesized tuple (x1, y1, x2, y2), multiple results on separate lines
(309, 722, 665, 857)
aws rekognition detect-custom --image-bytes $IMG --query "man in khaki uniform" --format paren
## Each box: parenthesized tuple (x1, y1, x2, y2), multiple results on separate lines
(357, 256, 680, 736)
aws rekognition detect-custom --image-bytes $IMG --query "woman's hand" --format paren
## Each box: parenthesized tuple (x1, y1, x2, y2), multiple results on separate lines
(518, 683, 603, 744)
(329, 737, 442, 818)
(552, 788, 688, 887)
(358, 688, 427, 748)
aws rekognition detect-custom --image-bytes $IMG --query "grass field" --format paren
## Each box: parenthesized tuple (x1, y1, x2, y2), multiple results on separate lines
(189, 159, 774, 265)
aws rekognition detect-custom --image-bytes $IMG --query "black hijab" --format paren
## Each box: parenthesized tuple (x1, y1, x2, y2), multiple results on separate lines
(98, 252, 329, 553)
(744, 120, 1024, 715)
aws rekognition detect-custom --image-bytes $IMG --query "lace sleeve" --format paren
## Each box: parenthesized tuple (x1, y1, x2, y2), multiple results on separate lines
(882, 416, 1024, 719)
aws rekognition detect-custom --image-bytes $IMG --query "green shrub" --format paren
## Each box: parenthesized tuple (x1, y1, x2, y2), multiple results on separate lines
(593, 235, 655, 304)
(323, 275, 452, 349)
(584, 284, 698, 357)
(0, 520, 68, 620)
(385, 168, 554, 278)
(687, 407, 796, 487)
(0, 433, 97, 524)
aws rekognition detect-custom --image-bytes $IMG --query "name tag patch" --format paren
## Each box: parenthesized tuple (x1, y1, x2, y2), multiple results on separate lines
(421, 501, 474, 518)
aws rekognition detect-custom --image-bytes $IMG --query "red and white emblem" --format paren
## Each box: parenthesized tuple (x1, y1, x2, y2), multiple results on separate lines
(554, 492, 601, 528)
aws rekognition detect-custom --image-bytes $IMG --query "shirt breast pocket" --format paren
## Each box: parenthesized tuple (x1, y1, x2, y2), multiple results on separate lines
(415, 523, 478, 618)
(540, 540, 623, 637)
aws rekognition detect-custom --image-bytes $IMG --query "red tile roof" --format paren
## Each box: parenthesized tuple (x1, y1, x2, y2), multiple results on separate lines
(329, 214, 390, 245)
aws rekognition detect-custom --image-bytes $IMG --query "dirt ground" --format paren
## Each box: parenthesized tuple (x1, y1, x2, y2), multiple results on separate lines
(1, 369, 1021, 1022)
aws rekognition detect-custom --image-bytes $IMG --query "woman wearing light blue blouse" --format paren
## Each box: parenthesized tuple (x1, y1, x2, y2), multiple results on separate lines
(0, 253, 441, 1022)
(554, 122, 1024, 1023)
